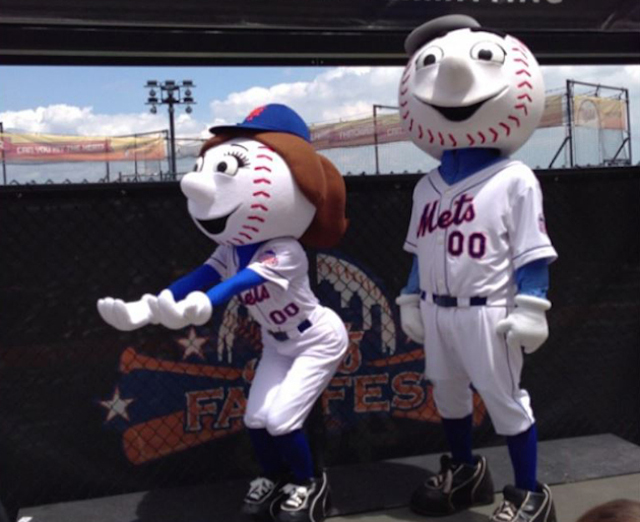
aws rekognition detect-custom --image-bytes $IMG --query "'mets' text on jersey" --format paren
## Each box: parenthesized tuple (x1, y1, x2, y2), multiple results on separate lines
(404, 160, 557, 305)
(206, 237, 320, 330)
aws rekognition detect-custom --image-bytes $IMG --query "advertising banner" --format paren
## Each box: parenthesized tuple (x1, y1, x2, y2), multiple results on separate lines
(573, 95, 628, 130)
(311, 94, 573, 151)
(0, 132, 167, 163)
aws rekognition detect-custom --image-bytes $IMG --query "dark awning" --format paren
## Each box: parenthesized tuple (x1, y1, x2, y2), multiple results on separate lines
(0, 0, 638, 65)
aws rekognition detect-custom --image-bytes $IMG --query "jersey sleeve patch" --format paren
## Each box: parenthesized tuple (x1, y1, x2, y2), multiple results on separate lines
(247, 239, 305, 292)
(257, 249, 279, 267)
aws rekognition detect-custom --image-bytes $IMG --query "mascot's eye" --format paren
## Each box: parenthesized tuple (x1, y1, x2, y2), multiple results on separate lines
(416, 46, 444, 69)
(216, 151, 249, 176)
(470, 42, 506, 64)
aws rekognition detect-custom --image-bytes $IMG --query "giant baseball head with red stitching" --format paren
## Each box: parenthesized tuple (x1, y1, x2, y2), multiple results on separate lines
(398, 15, 544, 159)
(181, 104, 347, 249)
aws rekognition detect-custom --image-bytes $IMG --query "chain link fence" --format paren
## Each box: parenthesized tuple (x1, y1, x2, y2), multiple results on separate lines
(0, 168, 639, 518)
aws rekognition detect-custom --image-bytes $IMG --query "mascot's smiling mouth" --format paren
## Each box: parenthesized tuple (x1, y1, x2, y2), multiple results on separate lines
(428, 99, 487, 122)
(419, 87, 507, 122)
(196, 206, 239, 235)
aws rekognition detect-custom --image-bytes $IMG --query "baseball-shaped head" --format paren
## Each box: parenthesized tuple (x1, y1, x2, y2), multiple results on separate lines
(181, 104, 347, 248)
(399, 15, 544, 159)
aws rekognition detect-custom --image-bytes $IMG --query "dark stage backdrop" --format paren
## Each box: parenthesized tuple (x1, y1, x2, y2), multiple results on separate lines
(0, 169, 639, 516)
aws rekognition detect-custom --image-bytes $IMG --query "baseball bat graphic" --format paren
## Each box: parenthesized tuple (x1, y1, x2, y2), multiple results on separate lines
(119, 347, 242, 380)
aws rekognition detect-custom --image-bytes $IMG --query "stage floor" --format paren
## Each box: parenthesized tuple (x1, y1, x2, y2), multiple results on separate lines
(18, 434, 640, 522)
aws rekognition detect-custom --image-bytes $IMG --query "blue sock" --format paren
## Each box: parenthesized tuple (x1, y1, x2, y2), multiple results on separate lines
(273, 429, 315, 483)
(441, 415, 474, 465)
(507, 424, 538, 492)
(247, 428, 285, 479)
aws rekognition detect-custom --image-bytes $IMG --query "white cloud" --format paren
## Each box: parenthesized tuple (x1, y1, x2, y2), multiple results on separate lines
(208, 66, 405, 127)
(0, 104, 206, 137)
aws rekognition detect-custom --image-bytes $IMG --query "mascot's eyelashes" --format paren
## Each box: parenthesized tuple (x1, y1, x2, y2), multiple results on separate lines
(225, 150, 250, 167)
(215, 150, 250, 176)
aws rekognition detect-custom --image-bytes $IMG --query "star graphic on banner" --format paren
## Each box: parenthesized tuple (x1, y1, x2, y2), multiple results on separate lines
(177, 327, 207, 361)
(100, 386, 134, 422)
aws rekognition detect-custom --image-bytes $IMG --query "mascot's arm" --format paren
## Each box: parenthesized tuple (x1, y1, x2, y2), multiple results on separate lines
(395, 256, 425, 343)
(97, 263, 223, 331)
(156, 268, 266, 330)
(167, 264, 222, 301)
(497, 258, 552, 354)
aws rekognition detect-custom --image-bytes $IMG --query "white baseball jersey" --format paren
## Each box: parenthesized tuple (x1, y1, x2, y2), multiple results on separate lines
(206, 236, 319, 331)
(206, 236, 348, 436)
(404, 159, 557, 305)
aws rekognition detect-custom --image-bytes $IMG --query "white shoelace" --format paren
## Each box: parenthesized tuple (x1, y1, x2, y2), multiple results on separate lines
(247, 477, 274, 501)
(282, 483, 309, 509)
(426, 467, 454, 493)
(492, 500, 517, 522)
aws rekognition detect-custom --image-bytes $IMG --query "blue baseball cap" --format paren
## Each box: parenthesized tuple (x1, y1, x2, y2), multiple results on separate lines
(209, 103, 311, 142)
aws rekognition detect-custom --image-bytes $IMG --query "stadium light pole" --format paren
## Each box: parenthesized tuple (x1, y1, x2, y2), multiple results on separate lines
(144, 80, 196, 179)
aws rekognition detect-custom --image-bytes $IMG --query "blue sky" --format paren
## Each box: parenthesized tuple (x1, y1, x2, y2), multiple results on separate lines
(0, 66, 329, 131)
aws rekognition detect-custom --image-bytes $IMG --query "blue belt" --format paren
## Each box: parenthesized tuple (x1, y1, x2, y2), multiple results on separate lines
(268, 319, 312, 341)
(420, 291, 487, 307)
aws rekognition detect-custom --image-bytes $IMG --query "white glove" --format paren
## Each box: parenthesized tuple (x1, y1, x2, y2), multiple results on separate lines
(496, 295, 552, 354)
(156, 289, 212, 330)
(97, 293, 160, 331)
(396, 293, 425, 344)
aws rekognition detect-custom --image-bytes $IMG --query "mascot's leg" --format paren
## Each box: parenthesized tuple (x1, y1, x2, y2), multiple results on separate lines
(265, 308, 347, 522)
(411, 378, 495, 516)
(241, 346, 292, 519)
(461, 309, 556, 522)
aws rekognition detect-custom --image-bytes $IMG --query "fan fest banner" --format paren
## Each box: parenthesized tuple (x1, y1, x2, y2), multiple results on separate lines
(0, 132, 166, 163)
(100, 253, 487, 465)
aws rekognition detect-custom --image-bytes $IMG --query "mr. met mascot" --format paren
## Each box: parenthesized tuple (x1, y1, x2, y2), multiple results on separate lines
(396, 15, 558, 522)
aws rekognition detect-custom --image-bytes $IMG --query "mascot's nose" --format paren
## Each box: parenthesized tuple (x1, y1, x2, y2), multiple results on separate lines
(434, 56, 475, 96)
(180, 172, 216, 206)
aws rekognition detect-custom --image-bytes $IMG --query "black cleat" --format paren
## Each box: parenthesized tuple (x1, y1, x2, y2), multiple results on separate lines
(275, 471, 330, 522)
(491, 483, 557, 522)
(241, 476, 288, 520)
(410, 454, 495, 516)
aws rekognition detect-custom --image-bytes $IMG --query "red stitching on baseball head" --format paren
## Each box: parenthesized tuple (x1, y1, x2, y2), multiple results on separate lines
(508, 115, 521, 127)
(467, 133, 475, 146)
(253, 191, 271, 198)
(500, 122, 511, 136)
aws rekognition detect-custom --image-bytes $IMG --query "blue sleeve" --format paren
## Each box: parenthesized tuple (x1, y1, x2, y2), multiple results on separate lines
(167, 264, 222, 301)
(516, 258, 550, 298)
(401, 255, 421, 295)
(205, 268, 267, 306)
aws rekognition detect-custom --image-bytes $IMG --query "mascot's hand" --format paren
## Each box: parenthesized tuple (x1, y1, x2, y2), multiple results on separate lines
(496, 295, 551, 354)
(395, 293, 424, 344)
(157, 289, 212, 330)
(97, 294, 160, 331)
